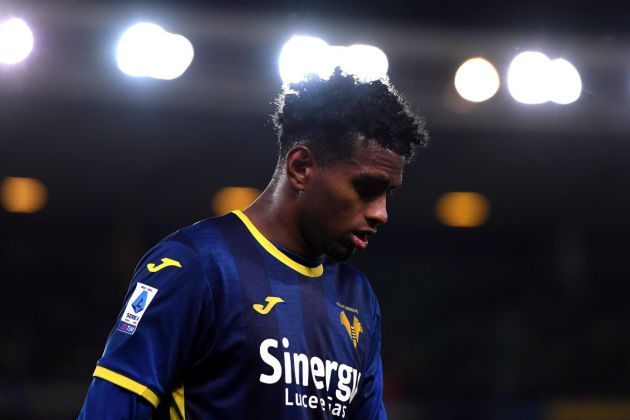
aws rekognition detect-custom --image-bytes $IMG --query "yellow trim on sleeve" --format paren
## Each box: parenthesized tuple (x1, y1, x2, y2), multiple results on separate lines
(93, 366, 160, 408)
(231, 210, 324, 278)
(169, 384, 185, 420)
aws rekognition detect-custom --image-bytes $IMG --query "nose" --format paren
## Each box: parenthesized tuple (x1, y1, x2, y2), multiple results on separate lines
(365, 195, 388, 226)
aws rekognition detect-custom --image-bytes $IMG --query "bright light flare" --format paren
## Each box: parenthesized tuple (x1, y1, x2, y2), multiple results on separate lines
(279, 36, 331, 85)
(116, 22, 194, 80)
(508, 51, 581, 105)
(549, 58, 582, 104)
(454, 57, 500, 102)
(323, 45, 348, 78)
(0, 18, 34, 64)
(279, 36, 389, 85)
(343, 44, 388, 82)
(507, 51, 552, 104)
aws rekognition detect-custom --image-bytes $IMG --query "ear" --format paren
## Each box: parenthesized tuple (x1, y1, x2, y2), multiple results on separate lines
(285, 145, 314, 192)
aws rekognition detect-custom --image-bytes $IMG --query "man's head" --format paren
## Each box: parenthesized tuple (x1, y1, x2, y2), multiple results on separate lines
(271, 69, 428, 261)
(273, 67, 427, 166)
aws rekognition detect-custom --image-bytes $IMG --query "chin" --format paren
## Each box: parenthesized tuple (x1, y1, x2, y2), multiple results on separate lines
(324, 243, 355, 262)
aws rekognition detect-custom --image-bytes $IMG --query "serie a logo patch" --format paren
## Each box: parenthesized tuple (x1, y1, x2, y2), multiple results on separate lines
(116, 282, 158, 335)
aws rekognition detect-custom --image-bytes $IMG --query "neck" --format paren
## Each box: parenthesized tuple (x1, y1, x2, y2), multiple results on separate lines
(243, 181, 319, 260)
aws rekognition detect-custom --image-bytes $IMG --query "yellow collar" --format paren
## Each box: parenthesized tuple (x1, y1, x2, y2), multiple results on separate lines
(231, 210, 324, 278)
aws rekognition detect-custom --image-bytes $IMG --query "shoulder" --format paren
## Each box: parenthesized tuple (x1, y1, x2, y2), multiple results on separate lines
(139, 213, 238, 271)
(128, 214, 241, 290)
(330, 261, 380, 317)
(335, 261, 368, 281)
(335, 262, 374, 293)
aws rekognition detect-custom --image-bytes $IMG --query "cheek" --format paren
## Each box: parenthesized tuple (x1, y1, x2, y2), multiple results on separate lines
(306, 176, 360, 229)
(319, 190, 363, 231)
(320, 180, 357, 211)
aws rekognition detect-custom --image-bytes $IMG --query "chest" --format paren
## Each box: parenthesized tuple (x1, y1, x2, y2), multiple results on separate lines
(206, 260, 372, 375)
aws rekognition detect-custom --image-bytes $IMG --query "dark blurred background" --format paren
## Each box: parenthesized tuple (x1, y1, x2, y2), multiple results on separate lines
(2, 0, 630, 419)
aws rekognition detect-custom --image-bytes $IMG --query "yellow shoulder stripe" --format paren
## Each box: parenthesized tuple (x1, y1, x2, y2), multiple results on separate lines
(93, 366, 160, 408)
(231, 210, 324, 278)
(170, 384, 186, 419)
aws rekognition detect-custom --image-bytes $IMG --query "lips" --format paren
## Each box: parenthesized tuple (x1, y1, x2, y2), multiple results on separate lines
(351, 232, 370, 250)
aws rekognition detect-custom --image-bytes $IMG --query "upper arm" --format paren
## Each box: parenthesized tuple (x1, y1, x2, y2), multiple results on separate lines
(78, 377, 154, 419)
(91, 237, 215, 408)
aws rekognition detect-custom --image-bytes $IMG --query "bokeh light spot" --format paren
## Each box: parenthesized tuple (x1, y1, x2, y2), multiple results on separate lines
(343, 44, 389, 82)
(116, 22, 194, 80)
(549, 58, 582, 104)
(212, 187, 260, 215)
(278, 36, 331, 85)
(507, 51, 582, 105)
(0, 18, 34, 65)
(279, 36, 388, 84)
(436, 192, 490, 228)
(507, 51, 552, 105)
(454, 57, 500, 102)
(1, 177, 48, 213)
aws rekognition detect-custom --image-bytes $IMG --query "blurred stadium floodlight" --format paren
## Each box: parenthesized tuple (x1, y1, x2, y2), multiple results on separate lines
(342, 44, 389, 82)
(549, 58, 582, 104)
(278, 36, 388, 85)
(435, 192, 490, 228)
(0, 17, 34, 65)
(507, 51, 551, 104)
(279, 36, 331, 84)
(212, 187, 260, 216)
(1, 177, 47, 213)
(116, 22, 194, 80)
(454, 57, 500, 102)
(508, 51, 581, 105)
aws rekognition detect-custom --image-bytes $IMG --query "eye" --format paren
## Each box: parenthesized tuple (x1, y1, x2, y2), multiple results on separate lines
(352, 181, 383, 198)
(386, 185, 401, 197)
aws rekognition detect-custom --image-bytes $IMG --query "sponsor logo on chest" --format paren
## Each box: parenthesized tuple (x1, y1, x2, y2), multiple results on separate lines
(258, 337, 361, 418)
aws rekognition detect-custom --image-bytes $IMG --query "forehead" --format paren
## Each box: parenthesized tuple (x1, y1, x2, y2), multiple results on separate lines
(335, 139, 405, 184)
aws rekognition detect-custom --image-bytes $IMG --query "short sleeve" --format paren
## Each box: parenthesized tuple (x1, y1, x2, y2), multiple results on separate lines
(94, 237, 214, 408)
(78, 377, 154, 419)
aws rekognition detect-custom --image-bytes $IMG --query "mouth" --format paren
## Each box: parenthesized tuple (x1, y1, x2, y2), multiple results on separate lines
(350, 231, 373, 250)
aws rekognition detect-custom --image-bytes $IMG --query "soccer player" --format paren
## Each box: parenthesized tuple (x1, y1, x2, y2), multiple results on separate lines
(78, 68, 427, 419)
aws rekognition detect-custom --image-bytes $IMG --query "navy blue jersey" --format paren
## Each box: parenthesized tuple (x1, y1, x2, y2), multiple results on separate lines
(86, 211, 386, 419)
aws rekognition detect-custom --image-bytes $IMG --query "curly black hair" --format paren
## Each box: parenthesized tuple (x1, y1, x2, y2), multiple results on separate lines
(272, 68, 428, 165)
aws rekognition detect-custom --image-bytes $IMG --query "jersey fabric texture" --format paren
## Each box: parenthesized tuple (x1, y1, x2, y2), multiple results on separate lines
(82, 210, 386, 419)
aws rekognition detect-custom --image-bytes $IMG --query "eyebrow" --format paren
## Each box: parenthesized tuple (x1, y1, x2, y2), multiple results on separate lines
(353, 173, 401, 191)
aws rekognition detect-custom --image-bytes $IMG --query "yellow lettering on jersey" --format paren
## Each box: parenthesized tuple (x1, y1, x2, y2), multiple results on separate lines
(253, 296, 285, 315)
(146, 257, 182, 273)
(336, 301, 359, 314)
